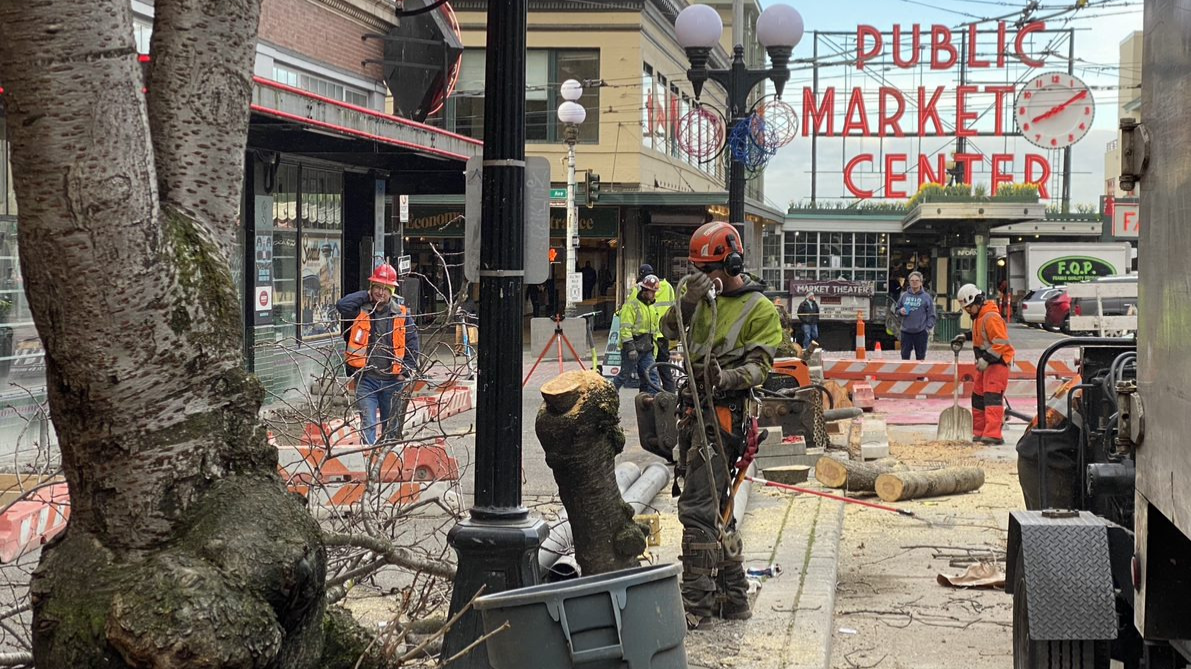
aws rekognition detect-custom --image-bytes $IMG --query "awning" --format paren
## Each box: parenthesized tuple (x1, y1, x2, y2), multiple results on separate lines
(901, 201, 1047, 232)
(248, 77, 481, 192)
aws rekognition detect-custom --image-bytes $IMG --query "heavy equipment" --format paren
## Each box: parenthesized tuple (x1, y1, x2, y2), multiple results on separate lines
(1006, 4, 1190, 667)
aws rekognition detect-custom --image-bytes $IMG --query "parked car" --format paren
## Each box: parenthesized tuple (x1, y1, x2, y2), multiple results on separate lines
(1019, 287, 1064, 327)
(1044, 291, 1072, 333)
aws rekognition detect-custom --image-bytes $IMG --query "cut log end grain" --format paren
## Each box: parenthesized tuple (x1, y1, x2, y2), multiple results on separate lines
(764, 465, 811, 485)
(874, 467, 986, 502)
(541, 370, 607, 413)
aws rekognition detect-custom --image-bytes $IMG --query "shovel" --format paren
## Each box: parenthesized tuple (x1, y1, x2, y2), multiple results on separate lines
(937, 337, 974, 441)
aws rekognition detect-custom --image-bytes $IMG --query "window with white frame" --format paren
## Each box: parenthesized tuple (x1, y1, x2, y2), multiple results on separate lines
(778, 231, 889, 287)
(271, 64, 370, 107)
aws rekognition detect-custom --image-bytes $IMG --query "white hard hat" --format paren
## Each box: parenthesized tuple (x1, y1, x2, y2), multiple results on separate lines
(956, 283, 983, 308)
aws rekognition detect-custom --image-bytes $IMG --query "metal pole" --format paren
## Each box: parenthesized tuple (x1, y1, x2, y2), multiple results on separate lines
(444, 1, 548, 663)
(975, 232, 988, 293)
(732, 0, 744, 50)
(564, 131, 578, 316)
(811, 32, 818, 207)
(1061, 28, 1075, 213)
(727, 48, 748, 226)
(956, 29, 967, 181)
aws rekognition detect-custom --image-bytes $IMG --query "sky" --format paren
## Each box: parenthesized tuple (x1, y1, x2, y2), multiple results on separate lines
(756, 0, 1144, 211)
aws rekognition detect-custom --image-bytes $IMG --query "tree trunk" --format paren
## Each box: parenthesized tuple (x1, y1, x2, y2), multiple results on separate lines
(875, 467, 987, 502)
(814, 456, 906, 492)
(0, 0, 329, 666)
(536, 371, 646, 575)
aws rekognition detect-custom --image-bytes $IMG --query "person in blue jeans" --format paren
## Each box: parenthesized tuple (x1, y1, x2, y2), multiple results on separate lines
(895, 271, 936, 360)
(796, 291, 820, 349)
(614, 275, 663, 394)
(337, 264, 421, 445)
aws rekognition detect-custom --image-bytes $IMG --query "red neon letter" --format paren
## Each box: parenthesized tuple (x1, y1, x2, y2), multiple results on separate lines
(955, 153, 982, 183)
(917, 86, 946, 135)
(845, 154, 875, 198)
(1025, 154, 1051, 199)
(991, 154, 1014, 195)
(996, 22, 1008, 68)
(930, 25, 958, 70)
(967, 24, 990, 68)
(955, 85, 979, 137)
(1124, 211, 1139, 234)
(1014, 22, 1046, 67)
(891, 24, 921, 68)
(918, 153, 948, 188)
(857, 26, 883, 70)
(842, 87, 872, 136)
(802, 86, 836, 136)
(885, 154, 909, 198)
(985, 85, 1017, 135)
(879, 87, 906, 137)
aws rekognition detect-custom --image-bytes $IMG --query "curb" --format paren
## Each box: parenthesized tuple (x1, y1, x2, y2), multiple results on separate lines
(785, 499, 844, 669)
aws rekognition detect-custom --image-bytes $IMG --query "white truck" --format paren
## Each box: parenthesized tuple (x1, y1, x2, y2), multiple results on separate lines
(1006, 242, 1133, 296)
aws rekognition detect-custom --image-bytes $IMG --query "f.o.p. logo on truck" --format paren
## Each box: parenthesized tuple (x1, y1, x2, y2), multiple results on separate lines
(1037, 256, 1116, 285)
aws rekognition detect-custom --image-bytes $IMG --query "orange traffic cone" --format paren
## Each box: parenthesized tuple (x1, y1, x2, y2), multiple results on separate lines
(874, 341, 883, 358)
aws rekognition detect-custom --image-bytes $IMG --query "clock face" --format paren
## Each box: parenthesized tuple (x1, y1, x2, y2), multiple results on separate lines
(1015, 72, 1095, 150)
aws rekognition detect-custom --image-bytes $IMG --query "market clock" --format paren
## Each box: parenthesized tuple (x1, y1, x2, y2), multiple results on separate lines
(1015, 72, 1095, 150)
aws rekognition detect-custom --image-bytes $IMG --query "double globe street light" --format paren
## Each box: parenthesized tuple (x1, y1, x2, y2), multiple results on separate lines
(675, 3, 805, 225)
(556, 79, 586, 317)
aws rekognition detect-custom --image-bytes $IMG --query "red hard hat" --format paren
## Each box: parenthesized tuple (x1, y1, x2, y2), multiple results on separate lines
(638, 274, 660, 291)
(369, 263, 399, 287)
(689, 221, 743, 264)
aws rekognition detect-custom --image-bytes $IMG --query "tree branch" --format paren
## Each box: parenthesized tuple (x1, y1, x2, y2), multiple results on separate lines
(0, 652, 33, 667)
(323, 533, 456, 579)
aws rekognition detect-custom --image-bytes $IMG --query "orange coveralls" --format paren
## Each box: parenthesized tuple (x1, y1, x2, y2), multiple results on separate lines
(972, 301, 1016, 440)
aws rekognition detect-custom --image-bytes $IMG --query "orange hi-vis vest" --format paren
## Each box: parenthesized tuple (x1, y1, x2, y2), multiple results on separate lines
(973, 301, 1015, 366)
(345, 304, 408, 374)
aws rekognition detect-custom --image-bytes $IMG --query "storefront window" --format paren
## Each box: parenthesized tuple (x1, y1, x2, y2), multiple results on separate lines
(642, 64, 654, 150)
(776, 231, 889, 286)
(762, 227, 782, 288)
(299, 168, 343, 340)
(271, 165, 299, 341)
(554, 50, 600, 144)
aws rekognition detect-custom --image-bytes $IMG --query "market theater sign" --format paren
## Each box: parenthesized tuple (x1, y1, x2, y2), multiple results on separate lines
(801, 21, 1085, 199)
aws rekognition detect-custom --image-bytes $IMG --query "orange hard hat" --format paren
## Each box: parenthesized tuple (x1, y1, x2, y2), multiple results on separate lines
(689, 221, 743, 264)
(369, 263, 399, 287)
(638, 274, 660, 291)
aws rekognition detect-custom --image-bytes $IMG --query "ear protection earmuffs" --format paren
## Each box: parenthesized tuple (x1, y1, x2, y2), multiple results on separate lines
(724, 235, 744, 277)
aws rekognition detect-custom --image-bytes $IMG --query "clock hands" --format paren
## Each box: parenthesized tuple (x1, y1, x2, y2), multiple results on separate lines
(1031, 89, 1089, 124)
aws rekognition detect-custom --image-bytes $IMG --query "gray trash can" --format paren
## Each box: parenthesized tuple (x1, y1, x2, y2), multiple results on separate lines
(474, 563, 687, 669)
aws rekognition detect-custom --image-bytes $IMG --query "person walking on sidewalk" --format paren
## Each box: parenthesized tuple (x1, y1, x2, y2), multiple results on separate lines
(614, 275, 663, 394)
(951, 283, 1015, 445)
(632, 264, 678, 392)
(660, 222, 783, 629)
(796, 291, 820, 349)
(895, 271, 936, 360)
(337, 263, 421, 445)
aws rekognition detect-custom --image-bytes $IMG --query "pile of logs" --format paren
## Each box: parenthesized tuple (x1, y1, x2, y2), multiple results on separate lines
(815, 427, 985, 503)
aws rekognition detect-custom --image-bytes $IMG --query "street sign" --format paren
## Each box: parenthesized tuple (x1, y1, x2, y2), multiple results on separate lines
(549, 188, 567, 201)
(399, 194, 409, 223)
(464, 156, 550, 284)
(397, 254, 412, 276)
(567, 272, 583, 304)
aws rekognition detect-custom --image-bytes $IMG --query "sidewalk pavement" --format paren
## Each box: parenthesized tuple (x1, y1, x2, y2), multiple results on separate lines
(643, 480, 845, 669)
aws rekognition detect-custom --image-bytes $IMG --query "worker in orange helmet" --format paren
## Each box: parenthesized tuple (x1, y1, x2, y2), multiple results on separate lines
(659, 221, 783, 629)
(337, 263, 420, 445)
(952, 283, 1015, 445)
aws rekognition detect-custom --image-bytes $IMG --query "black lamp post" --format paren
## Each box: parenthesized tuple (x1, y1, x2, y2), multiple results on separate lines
(676, 4, 805, 225)
(442, 1, 549, 666)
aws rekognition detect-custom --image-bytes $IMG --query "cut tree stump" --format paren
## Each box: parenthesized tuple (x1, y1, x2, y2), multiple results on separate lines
(764, 465, 811, 485)
(875, 467, 986, 502)
(536, 371, 647, 576)
(814, 456, 906, 492)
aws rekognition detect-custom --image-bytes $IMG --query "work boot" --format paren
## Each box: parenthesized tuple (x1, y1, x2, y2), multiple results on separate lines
(977, 436, 1005, 446)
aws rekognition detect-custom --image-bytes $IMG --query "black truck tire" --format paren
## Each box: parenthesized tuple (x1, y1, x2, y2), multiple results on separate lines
(1013, 551, 1110, 669)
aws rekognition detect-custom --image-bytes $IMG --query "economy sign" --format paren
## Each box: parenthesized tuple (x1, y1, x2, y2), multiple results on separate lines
(1038, 256, 1116, 286)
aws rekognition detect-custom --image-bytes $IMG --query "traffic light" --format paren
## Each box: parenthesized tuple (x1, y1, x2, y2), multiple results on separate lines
(586, 172, 601, 204)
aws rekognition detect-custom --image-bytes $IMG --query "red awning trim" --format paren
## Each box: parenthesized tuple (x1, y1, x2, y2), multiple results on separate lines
(250, 104, 470, 162)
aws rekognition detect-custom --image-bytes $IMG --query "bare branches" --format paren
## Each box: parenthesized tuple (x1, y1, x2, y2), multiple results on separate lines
(324, 533, 455, 580)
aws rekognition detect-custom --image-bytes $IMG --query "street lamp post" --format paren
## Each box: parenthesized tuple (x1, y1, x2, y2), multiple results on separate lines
(676, 4, 804, 225)
(442, 2, 548, 666)
(557, 80, 586, 317)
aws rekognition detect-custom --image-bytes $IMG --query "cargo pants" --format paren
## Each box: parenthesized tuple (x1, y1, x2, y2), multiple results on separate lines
(972, 362, 1009, 440)
(676, 396, 749, 621)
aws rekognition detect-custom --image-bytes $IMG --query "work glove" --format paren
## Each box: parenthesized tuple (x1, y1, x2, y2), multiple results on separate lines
(625, 347, 640, 364)
(681, 272, 714, 308)
(976, 358, 989, 372)
(691, 358, 722, 386)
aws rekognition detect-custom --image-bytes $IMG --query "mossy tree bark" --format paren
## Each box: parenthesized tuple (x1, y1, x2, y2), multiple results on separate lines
(536, 372, 647, 575)
(0, 0, 329, 666)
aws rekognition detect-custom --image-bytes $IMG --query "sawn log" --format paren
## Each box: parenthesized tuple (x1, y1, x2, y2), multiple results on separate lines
(874, 467, 986, 502)
(814, 456, 906, 492)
